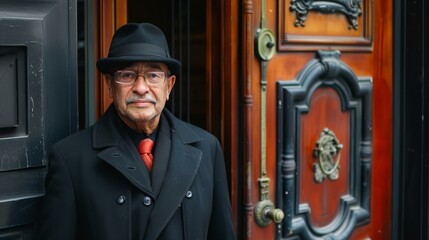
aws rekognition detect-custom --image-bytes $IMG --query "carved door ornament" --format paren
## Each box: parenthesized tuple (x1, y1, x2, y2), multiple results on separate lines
(313, 128, 343, 183)
(290, 0, 362, 29)
(276, 50, 373, 239)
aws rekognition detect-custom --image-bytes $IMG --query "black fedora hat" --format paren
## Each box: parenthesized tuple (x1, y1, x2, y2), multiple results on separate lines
(97, 23, 181, 76)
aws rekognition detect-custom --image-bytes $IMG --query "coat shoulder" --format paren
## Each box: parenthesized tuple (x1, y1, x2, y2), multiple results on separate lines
(53, 126, 94, 150)
(164, 110, 219, 146)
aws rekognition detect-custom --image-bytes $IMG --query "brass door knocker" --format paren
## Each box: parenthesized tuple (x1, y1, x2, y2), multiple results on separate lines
(313, 128, 343, 183)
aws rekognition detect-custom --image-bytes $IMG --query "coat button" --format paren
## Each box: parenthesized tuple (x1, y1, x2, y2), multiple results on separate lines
(116, 195, 126, 205)
(185, 190, 193, 198)
(142, 196, 152, 206)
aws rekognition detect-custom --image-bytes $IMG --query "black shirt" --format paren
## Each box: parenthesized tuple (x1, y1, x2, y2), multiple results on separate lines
(112, 110, 159, 148)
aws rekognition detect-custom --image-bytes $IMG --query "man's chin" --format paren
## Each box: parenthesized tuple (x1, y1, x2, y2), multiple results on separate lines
(127, 111, 157, 122)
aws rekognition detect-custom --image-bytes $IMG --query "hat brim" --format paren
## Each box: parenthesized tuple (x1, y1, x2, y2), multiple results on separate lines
(97, 55, 181, 76)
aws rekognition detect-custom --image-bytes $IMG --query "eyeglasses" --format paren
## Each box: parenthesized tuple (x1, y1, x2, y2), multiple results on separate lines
(114, 70, 167, 85)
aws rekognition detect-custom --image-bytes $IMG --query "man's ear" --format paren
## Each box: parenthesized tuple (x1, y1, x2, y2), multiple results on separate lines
(106, 75, 114, 98)
(166, 75, 176, 100)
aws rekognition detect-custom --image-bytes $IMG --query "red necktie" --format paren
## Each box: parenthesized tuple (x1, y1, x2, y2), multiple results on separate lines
(138, 138, 154, 171)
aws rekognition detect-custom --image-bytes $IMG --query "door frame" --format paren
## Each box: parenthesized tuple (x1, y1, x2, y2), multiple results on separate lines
(392, 0, 429, 239)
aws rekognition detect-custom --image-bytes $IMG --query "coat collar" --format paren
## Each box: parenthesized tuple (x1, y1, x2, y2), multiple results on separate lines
(92, 105, 123, 148)
(162, 108, 203, 144)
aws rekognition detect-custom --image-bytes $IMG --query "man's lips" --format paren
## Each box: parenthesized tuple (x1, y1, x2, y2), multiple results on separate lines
(127, 100, 155, 107)
(126, 96, 156, 105)
(130, 99, 153, 104)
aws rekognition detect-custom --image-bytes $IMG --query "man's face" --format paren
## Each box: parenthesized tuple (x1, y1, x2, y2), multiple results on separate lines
(108, 62, 176, 133)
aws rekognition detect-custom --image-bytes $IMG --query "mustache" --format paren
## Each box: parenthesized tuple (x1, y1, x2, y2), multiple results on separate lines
(126, 95, 156, 104)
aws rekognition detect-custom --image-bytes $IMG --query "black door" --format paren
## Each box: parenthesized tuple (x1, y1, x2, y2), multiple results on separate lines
(0, 0, 78, 238)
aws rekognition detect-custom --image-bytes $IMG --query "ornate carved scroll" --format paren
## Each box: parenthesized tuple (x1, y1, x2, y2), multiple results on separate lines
(290, 0, 362, 30)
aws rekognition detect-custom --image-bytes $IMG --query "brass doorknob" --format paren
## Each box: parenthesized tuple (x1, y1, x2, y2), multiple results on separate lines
(265, 207, 285, 223)
(255, 200, 284, 227)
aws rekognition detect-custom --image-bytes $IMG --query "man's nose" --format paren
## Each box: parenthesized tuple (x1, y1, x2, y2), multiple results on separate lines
(132, 75, 150, 93)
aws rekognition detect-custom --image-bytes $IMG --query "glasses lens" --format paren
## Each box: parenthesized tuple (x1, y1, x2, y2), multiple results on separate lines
(116, 70, 137, 84)
(144, 72, 166, 84)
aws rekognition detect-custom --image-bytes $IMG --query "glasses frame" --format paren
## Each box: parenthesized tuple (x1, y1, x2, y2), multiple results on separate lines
(114, 70, 169, 86)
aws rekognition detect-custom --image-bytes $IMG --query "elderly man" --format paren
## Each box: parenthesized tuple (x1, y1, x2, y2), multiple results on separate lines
(36, 23, 235, 240)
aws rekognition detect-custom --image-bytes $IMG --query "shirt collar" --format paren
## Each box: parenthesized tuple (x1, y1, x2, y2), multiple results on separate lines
(112, 111, 160, 147)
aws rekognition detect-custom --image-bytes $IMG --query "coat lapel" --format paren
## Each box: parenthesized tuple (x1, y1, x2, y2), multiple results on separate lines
(93, 105, 153, 197)
(98, 145, 154, 197)
(150, 114, 172, 197)
(144, 110, 203, 240)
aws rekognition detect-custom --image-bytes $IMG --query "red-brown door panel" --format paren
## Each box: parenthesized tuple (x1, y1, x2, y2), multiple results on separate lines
(276, 51, 373, 239)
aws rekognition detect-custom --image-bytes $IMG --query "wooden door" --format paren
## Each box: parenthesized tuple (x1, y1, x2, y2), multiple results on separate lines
(93, 0, 127, 118)
(228, 0, 393, 239)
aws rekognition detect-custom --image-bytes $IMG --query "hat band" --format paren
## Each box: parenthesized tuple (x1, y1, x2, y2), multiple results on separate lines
(108, 43, 171, 58)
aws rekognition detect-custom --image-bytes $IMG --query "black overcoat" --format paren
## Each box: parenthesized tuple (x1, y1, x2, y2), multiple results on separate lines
(36, 105, 235, 240)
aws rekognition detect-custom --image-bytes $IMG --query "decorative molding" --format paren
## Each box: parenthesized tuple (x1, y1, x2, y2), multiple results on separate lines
(290, 0, 362, 30)
(242, 1, 255, 239)
(276, 50, 372, 239)
(278, 0, 374, 52)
